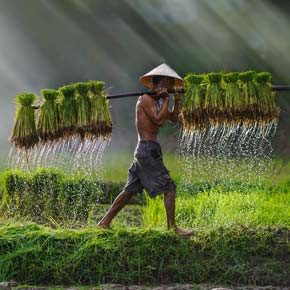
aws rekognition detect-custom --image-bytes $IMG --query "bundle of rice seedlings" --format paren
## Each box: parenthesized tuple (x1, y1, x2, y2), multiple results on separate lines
(223, 72, 240, 126)
(181, 73, 205, 131)
(204, 72, 223, 126)
(181, 70, 280, 133)
(37, 89, 60, 143)
(255, 72, 280, 125)
(238, 70, 257, 125)
(74, 82, 91, 140)
(10, 93, 39, 149)
(58, 84, 77, 138)
(89, 80, 112, 139)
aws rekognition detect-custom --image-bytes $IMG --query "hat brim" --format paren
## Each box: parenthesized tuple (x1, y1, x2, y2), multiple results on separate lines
(139, 75, 184, 89)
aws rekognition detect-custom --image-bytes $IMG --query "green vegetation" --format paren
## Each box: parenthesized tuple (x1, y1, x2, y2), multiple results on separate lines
(0, 223, 288, 286)
(0, 169, 144, 226)
(58, 84, 77, 138)
(205, 72, 223, 113)
(37, 89, 60, 143)
(9, 80, 113, 149)
(181, 74, 205, 131)
(143, 188, 290, 230)
(0, 154, 289, 286)
(1, 163, 290, 229)
(9, 93, 38, 149)
(181, 70, 280, 131)
(75, 82, 91, 140)
(223, 72, 240, 120)
(255, 72, 280, 125)
(89, 80, 112, 139)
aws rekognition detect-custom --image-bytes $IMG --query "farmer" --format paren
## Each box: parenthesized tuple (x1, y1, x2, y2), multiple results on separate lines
(97, 63, 192, 236)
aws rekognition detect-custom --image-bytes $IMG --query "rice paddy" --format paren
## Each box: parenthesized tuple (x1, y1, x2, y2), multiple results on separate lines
(0, 157, 289, 286)
(3, 70, 289, 287)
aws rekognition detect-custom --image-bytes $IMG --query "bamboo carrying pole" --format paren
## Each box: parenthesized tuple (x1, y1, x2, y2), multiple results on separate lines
(107, 85, 290, 99)
(32, 85, 290, 109)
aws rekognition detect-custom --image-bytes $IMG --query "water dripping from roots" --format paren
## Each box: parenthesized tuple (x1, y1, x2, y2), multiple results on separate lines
(177, 122, 277, 188)
(8, 136, 111, 179)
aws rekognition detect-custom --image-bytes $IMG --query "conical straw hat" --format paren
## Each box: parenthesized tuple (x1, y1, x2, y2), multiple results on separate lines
(139, 63, 184, 89)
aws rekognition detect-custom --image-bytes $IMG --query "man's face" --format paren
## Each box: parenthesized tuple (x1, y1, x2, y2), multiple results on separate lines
(154, 77, 174, 90)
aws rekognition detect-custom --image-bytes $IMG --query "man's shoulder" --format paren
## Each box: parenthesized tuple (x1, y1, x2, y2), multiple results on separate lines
(140, 94, 154, 104)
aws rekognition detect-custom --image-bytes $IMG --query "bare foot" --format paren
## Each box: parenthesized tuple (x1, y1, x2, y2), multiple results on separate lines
(173, 226, 195, 237)
(96, 223, 112, 230)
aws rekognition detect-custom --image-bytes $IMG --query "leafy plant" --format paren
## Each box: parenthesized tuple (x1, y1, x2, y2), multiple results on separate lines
(181, 73, 205, 131)
(89, 80, 112, 139)
(204, 72, 223, 126)
(182, 70, 280, 132)
(37, 89, 61, 143)
(75, 82, 91, 140)
(10, 93, 39, 149)
(223, 72, 241, 126)
(58, 84, 77, 138)
(255, 72, 280, 125)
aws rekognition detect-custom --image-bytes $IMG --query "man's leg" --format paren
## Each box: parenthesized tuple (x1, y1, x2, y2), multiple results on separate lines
(163, 190, 176, 229)
(164, 190, 193, 236)
(97, 190, 135, 229)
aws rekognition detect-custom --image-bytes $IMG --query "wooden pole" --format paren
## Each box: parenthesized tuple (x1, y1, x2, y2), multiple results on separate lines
(32, 85, 290, 109)
(107, 85, 290, 99)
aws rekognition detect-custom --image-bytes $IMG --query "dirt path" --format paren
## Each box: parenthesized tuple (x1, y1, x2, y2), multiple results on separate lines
(1, 283, 289, 290)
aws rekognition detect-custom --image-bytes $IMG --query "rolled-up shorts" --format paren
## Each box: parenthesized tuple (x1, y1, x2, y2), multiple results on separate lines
(123, 141, 176, 198)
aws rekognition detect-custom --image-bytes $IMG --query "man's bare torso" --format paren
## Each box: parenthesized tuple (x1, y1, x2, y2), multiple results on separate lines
(136, 94, 165, 142)
(136, 99, 158, 141)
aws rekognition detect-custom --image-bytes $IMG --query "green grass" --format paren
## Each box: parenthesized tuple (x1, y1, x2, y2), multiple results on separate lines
(143, 189, 290, 230)
(0, 152, 289, 286)
(0, 168, 144, 227)
(0, 223, 288, 286)
(1, 155, 290, 229)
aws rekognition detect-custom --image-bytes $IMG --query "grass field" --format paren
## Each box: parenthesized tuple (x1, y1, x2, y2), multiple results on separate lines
(0, 223, 288, 286)
(0, 152, 289, 287)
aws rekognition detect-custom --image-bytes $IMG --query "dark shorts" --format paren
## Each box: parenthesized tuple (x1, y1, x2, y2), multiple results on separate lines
(123, 141, 176, 198)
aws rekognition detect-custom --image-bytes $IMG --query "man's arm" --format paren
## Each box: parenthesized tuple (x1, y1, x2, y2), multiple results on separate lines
(140, 94, 169, 126)
(168, 93, 182, 124)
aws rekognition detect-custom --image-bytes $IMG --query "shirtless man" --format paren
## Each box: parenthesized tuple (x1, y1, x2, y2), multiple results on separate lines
(97, 75, 192, 236)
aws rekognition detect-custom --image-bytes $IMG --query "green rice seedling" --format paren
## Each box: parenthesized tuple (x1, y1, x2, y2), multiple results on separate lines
(10, 93, 39, 149)
(74, 82, 91, 140)
(238, 70, 257, 126)
(58, 84, 77, 138)
(37, 89, 61, 143)
(89, 80, 112, 139)
(223, 72, 241, 126)
(255, 72, 280, 125)
(181, 73, 206, 131)
(204, 72, 223, 126)
(0, 223, 288, 286)
(143, 187, 290, 230)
